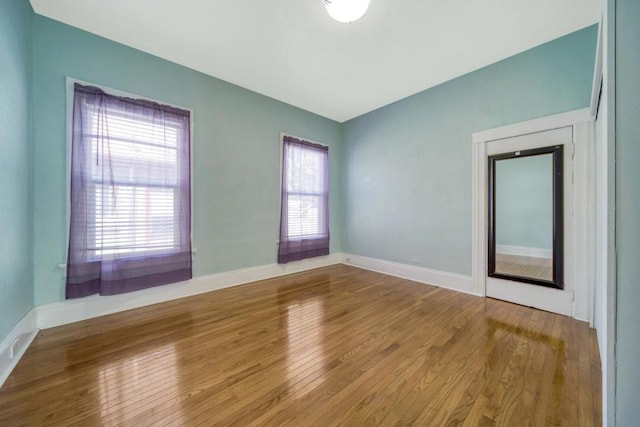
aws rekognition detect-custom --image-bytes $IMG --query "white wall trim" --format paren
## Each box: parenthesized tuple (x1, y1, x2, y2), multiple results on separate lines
(601, 4, 616, 425)
(0, 308, 39, 388)
(574, 121, 597, 325)
(496, 245, 552, 259)
(34, 250, 482, 329)
(8, 251, 567, 387)
(472, 141, 488, 296)
(472, 108, 591, 144)
(590, 21, 604, 120)
(344, 254, 478, 296)
(37, 253, 347, 329)
(472, 110, 595, 321)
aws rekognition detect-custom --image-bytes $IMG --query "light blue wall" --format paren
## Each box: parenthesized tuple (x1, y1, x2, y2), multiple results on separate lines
(0, 0, 34, 340)
(342, 25, 597, 275)
(615, 0, 640, 424)
(19, 15, 600, 308)
(32, 16, 343, 305)
(495, 155, 553, 250)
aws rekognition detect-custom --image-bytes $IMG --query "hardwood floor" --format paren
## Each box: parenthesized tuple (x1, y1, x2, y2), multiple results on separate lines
(0, 265, 601, 426)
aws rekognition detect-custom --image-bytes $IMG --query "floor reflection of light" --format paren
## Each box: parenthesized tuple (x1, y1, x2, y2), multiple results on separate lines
(97, 343, 182, 424)
(286, 296, 326, 391)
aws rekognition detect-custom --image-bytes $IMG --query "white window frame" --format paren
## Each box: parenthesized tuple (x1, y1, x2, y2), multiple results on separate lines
(64, 77, 195, 268)
(278, 133, 329, 243)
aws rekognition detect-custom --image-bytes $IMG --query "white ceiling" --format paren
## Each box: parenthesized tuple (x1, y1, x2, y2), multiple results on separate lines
(30, 0, 600, 122)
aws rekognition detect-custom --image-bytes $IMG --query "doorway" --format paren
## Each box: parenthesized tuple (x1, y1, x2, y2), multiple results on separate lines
(472, 110, 595, 320)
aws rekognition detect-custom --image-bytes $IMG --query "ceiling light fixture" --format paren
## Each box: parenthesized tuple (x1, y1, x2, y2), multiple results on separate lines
(323, 0, 370, 23)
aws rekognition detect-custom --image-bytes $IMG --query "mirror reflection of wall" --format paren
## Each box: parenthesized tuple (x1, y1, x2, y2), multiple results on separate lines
(494, 154, 553, 282)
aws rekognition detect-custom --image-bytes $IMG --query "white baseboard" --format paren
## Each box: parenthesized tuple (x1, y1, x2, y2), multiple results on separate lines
(0, 308, 39, 388)
(37, 253, 347, 329)
(5, 253, 475, 385)
(496, 245, 552, 259)
(344, 254, 479, 296)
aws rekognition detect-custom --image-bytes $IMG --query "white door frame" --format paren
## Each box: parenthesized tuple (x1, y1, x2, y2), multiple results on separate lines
(471, 108, 595, 321)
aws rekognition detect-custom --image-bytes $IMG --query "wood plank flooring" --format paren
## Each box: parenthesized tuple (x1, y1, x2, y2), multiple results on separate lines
(0, 265, 601, 426)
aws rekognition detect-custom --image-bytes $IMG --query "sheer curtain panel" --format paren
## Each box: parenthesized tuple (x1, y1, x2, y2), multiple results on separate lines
(66, 84, 192, 298)
(278, 136, 329, 263)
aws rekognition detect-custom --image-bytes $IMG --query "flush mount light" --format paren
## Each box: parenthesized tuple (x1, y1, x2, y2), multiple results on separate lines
(323, 0, 370, 23)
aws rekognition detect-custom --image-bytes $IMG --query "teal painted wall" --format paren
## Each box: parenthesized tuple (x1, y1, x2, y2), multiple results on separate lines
(0, 0, 34, 339)
(342, 25, 597, 275)
(615, 0, 640, 424)
(32, 16, 343, 305)
(495, 154, 553, 250)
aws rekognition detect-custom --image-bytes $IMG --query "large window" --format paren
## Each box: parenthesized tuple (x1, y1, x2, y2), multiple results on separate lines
(278, 136, 329, 263)
(66, 83, 192, 298)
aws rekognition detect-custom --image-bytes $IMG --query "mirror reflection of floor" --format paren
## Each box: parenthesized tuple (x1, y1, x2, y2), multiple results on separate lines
(495, 253, 552, 282)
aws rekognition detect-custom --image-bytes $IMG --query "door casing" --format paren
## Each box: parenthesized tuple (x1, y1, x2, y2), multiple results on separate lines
(472, 108, 595, 321)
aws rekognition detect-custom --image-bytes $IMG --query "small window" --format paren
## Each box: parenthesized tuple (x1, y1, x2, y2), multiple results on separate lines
(66, 83, 192, 298)
(278, 135, 329, 263)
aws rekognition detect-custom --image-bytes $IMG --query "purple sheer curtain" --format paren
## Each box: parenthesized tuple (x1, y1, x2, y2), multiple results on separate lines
(278, 136, 329, 263)
(66, 84, 192, 298)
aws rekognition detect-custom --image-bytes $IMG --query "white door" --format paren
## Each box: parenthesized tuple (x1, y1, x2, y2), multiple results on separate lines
(485, 127, 574, 316)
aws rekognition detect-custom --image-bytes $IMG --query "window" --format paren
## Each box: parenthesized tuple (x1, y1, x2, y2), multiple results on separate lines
(66, 83, 192, 298)
(86, 99, 182, 257)
(278, 136, 329, 263)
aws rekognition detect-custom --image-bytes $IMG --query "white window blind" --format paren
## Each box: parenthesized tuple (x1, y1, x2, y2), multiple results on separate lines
(284, 141, 328, 239)
(278, 136, 329, 264)
(84, 102, 185, 258)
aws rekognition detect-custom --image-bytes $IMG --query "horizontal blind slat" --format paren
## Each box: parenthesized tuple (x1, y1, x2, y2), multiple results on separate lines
(82, 97, 188, 258)
(284, 142, 327, 239)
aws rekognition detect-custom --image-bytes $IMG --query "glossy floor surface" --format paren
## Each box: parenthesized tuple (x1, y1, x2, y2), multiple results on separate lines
(0, 265, 601, 426)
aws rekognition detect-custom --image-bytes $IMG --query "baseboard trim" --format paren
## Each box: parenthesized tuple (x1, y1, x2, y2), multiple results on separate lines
(37, 253, 347, 329)
(496, 245, 552, 259)
(0, 308, 39, 388)
(7, 253, 477, 384)
(344, 254, 479, 296)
